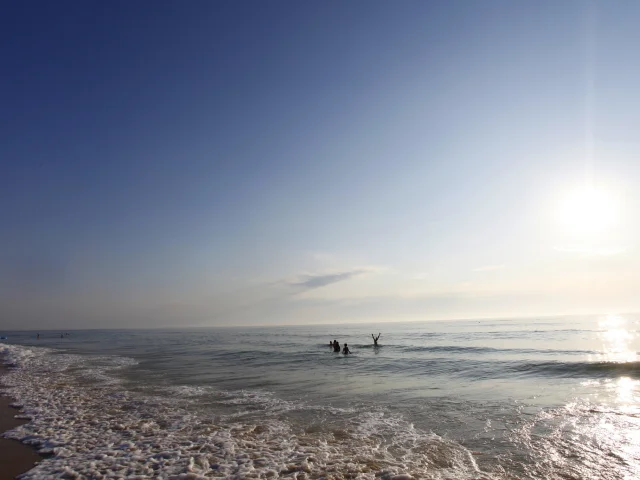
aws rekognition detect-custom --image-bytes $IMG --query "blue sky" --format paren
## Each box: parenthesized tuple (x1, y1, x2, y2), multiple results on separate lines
(2, 1, 639, 328)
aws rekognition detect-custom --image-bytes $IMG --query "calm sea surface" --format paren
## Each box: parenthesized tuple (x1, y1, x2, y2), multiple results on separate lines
(1, 315, 639, 479)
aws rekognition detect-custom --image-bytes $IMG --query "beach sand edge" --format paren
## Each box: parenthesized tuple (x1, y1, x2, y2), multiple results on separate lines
(0, 362, 43, 480)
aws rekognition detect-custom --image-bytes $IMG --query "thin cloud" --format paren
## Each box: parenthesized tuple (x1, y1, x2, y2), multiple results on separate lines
(188, 269, 371, 326)
(290, 270, 365, 290)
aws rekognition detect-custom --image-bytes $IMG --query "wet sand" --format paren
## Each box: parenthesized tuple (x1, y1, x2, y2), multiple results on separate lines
(0, 365, 42, 480)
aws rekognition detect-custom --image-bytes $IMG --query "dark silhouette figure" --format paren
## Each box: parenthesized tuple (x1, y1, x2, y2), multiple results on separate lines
(372, 333, 381, 346)
(342, 343, 351, 355)
(333, 341, 341, 352)
(37, 333, 40, 339)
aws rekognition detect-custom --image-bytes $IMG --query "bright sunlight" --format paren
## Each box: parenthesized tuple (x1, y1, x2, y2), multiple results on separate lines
(555, 185, 621, 237)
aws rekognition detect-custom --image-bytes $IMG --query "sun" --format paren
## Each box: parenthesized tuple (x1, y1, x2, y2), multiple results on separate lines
(555, 185, 620, 237)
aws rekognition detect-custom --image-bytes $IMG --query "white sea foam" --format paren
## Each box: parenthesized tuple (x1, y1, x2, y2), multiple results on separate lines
(1, 343, 490, 479)
(165, 385, 359, 420)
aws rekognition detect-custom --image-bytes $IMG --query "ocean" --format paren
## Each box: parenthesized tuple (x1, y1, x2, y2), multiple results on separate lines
(1, 315, 639, 479)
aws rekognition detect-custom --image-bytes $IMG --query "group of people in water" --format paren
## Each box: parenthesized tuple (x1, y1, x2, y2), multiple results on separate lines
(330, 339, 351, 354)
(329, 333, 381, 355)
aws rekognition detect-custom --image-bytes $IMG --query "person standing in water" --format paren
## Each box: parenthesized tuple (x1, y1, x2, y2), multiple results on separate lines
(342, 343, 351, 355)
(333, 341, 341, 352)
(372, 333, 381, 346)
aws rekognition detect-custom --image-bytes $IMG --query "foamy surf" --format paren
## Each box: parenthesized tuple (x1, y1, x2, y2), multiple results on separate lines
(1, 343, 488, 479)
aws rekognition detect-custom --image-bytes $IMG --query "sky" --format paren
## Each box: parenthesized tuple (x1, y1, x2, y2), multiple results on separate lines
(2, 1, 640, 329)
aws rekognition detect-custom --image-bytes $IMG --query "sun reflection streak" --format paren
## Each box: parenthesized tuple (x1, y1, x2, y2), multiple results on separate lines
(614, 377, 638, 404)
(589, 315, 640, 419)
(592, 315, 638, 363)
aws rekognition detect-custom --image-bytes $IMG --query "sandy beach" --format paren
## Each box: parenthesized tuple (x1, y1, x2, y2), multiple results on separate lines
(0, 365, 41, 480)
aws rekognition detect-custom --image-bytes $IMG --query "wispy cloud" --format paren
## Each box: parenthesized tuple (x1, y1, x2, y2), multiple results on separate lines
(289, 270, 366, 290)
(473, 264, 505, 272)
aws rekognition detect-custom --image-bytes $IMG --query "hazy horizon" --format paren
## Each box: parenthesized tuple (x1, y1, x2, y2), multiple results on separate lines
(3, 312, 639, 333)
(3, 1, 640, 330)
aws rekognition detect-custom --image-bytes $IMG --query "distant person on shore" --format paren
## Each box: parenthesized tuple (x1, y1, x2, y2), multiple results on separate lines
(37, 333, 40, 339)
(342, 343, 351, 355)
(372, 333, 381, 346)
(333, 341, 341, 352)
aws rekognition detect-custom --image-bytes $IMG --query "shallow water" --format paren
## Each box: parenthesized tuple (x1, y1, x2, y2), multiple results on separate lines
(1, 314, 639, 479)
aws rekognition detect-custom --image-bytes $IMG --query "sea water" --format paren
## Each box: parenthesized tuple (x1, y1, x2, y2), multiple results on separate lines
(1, 315, 639, 479)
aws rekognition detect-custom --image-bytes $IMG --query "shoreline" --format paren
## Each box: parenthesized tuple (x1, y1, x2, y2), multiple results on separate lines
(0, 363, 42, 480)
